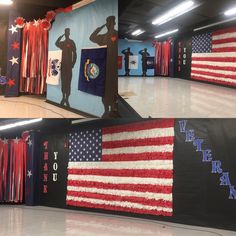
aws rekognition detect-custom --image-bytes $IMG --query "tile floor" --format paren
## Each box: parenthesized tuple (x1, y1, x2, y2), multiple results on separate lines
(0, 206, 235, 236)
(0, 95, 84, 118)
(119, 77, 236, 118)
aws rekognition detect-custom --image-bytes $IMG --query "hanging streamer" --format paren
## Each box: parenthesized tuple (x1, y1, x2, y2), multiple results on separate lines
(0, 138, 27, 203)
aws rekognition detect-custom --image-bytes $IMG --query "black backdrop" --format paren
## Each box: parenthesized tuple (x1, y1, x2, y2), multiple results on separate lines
(39, 119, 236, 231)
(174, 36, 192, 80)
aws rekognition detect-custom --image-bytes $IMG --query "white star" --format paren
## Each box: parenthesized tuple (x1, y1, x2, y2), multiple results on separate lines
(33, 20, 39, 27)
(9, 25, 18, 34)
(27, 170, 32, 178)
(14, 137, 19, 144)
(9, 56, 19, 66)
(28, 139, 33, 146)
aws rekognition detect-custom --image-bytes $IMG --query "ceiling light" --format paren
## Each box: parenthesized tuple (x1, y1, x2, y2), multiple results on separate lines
(132, 29, 145, 36)
(194, 17, 236, 32)
(0, 0, 13, 5)
(152, 1, 196, 25)
(155, 29, 179, 39)
(224, 6, 236, 16)
(0, 118, 43, 131)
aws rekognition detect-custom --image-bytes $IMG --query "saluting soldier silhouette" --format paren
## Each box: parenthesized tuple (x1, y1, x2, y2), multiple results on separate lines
(122, 48, 133, 76)
(90, 16, 120, 118)
(56, 28, 77, 107)
(139, 48, 150, 77)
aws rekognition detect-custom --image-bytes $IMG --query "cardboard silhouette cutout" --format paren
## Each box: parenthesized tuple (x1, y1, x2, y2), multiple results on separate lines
(122, 47, 133, 76)
(139, 48, 150, 76)
(56, 28, 77, 107)
(90, 16, 120, 118)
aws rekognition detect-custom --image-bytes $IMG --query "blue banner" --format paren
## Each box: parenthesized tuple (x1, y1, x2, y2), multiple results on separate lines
(78, 47, 107, 97)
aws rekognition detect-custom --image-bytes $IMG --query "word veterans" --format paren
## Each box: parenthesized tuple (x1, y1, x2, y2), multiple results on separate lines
(179, 120, 236, 200)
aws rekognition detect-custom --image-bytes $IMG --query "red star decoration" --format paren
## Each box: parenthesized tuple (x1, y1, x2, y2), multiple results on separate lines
(111, 36, 117, 43)
(66, 44, 71, 48)
(7, 79, 15, 87)
(11, 41, 20, 50)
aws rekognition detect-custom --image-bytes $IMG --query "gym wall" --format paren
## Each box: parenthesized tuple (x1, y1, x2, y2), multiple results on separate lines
(39, 119, 236, 232)
(46, 0, 118, 117)
(118, 39, 155, 76)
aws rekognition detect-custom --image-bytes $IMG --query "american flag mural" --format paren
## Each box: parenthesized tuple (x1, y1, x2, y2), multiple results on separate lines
(191, 27, 236, 87)
(67, 119, 174, 216)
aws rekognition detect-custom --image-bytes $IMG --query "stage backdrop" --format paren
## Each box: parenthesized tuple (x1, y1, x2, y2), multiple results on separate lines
(39, 119, 236, 231)
(118, 39, 155, 76)
(47, 0, 118, 117)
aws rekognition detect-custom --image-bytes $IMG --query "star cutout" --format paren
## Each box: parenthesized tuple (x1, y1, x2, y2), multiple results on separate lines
(27, 170, 32, 178)
(3, 138, 8, 145)
(28, 139, 33, 146)
(9, 56, 19, 66)
(7, 79, 15, 87)
(33, 20, 39, 27)
(11, 41, 20, 50)
(14, 137, 19, 144)
(9, 25, 18, 34)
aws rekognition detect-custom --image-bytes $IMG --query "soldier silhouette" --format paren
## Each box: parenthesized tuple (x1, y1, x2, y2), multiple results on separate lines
(122, 47, 133, 76)
(56, 28, 77, 107)
(139, 48, 150, 77)
(90, 16, 120, 118)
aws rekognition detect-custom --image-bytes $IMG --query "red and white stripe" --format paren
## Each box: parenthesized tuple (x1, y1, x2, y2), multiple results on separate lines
(191, 27, 236, 87)
(67, 119, 174, 216)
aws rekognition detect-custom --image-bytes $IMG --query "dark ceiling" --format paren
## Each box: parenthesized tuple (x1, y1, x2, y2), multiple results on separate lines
(119, 0, 236, 40)
(0, 0, 80, 21)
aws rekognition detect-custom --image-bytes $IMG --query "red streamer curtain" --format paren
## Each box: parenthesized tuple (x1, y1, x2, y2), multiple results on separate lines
(154, 42, 162, 75)
(20, 21, 48, 95)
(153, 39, 171, 76)
(0, 138, 27, 203)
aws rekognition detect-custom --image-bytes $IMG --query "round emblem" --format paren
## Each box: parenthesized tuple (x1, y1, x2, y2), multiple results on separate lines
(87, 63, 100, 80)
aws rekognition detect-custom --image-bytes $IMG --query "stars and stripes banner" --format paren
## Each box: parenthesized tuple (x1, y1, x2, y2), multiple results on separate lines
(24, 131, 40, 206)
(66, 119, 175, 216)
(5, 11, 22, 97)
(191, 27, 236, 87)
(0, 137, 26, 203)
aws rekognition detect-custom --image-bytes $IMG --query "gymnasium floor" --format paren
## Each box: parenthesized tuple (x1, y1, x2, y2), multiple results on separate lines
(0, 206, 235, 236)
(119, 77, 236, 118)
(0, 95, 84, 118)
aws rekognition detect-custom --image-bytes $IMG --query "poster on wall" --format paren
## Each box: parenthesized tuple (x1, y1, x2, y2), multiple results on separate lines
(146, 57, 155, 70)
(46, 50, 62, 86)
(78, 47, 107, 97)
(129, 55, 139, 70)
